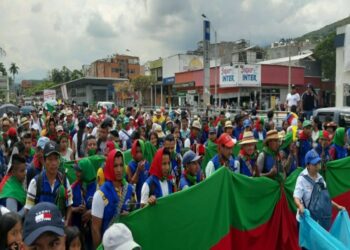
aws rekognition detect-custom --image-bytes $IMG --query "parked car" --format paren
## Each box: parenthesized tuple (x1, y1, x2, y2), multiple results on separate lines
(313, 107, 350, 129)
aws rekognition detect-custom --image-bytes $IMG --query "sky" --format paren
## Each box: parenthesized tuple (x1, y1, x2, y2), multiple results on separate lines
(0, 0, 349, 82)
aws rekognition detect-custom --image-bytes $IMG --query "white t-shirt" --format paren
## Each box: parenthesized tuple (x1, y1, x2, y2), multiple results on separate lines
(61, 148, 73, 161)
(286, 93, 300, 107)
(140, 180, 170, 205)
(91, 190, 106, 219)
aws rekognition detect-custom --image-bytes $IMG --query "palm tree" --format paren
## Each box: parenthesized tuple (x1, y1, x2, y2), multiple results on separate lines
(9, 63, 19, 85)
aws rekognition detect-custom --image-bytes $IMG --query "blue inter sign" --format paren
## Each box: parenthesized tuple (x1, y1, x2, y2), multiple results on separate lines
(163, 77, 175, 85)
(203, 20, 210, 41)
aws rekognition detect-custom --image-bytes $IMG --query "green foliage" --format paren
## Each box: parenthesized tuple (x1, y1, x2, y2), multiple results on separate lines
(314, 32, 336, 80)
(298, 16, 350, 43)
(49, 66, 83, 84)
(131, 75, 154, 92)
(0, 62, 7, 76)
(9, 62, 19, 85)
(24, 81, 57, 96)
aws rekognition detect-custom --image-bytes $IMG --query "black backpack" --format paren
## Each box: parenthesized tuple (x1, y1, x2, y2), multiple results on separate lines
(302, 175, 332, 230)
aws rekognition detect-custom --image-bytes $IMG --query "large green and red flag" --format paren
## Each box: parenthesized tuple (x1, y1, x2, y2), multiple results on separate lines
(201, 140, 217, 171)
(326, 156, 350, 218)
(120, 168, 301, 250)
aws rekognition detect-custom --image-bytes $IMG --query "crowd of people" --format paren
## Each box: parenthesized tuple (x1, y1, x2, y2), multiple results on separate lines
(0, 101, 349, 249)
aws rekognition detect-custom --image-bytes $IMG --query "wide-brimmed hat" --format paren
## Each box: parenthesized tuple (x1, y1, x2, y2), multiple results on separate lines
(21, 117, 30, 126)
(191, 120, 201, 130)
(239, 131, 257, 145)
(264, 130, 279, 144)
(224, 121, 233, 128)
(155, 124, 165, 138)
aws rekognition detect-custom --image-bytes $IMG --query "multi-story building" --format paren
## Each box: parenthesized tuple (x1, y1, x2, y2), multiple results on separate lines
(84, 54, 140, 80)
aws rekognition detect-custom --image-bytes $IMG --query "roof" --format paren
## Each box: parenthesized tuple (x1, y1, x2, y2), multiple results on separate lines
(258, 52, 314, 65)
(55, 77, 128, 88)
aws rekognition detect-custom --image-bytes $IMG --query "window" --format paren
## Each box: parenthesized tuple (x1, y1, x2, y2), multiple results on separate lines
(111, 68, 118, 73)
(128, 58, 139, 64)
(256, 51, 263, 60)
(129, 69, 135, 74)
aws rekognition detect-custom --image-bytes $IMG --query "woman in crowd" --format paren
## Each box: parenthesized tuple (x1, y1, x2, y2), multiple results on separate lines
(0, 212, 24, 250)
(59, 133, 73, 161)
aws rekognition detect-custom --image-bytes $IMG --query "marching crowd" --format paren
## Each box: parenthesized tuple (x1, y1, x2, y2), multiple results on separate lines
(0, 101, 349, 249)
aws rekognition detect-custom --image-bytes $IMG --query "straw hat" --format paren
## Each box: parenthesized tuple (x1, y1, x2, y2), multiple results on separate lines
(264, 130, 279, 144)
(224, 121, 233, 128)
(21, 117, 30, 126)
(191, 120, 201, 130)
(239, 131, 258, 145)
(155, 124, 165, 138)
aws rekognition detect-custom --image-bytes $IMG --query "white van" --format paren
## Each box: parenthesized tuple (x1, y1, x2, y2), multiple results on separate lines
(97, 101, 115, 111)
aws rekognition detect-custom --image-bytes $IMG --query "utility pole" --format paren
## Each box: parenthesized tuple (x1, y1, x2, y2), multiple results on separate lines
(214, 31, 218, 110)
(288, 40, 292, 93)
(203, 19, 211, 109)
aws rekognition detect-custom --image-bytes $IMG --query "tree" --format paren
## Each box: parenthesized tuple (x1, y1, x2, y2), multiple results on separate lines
(24, 81, 56, 96)
(0, 62, 7, 76)
(314, 32, 336, 81)
(50, 68, 63, 84)
(71, 69, 83, 80)
(9, 62, 19, 85)
(0, 47, 5, 57)
(131, 75, 154, 105)
(61, 66, 72, 82)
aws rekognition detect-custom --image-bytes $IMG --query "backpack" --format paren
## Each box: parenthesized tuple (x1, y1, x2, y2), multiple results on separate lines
(35, 171, 68, 216)
(302, 175, 332, 230)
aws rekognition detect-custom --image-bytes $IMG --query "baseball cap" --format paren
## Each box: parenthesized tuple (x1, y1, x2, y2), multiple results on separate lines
(182, 150, 201, 165)
(302, 120, 312, 128)
(243, 119, 252, 128)
(55, 125, 63, 132)
(37, 137, 50, 150)
(23, 202, 64, 246)
(87, 122, 94, 129)
(209, 127, 216, 134)
(43, 141, 60, 157)
(103, 223, 141, 250)
(217, 133, 234, 148)
(291, 84, 296, 89)
(305, 149, 321, 165)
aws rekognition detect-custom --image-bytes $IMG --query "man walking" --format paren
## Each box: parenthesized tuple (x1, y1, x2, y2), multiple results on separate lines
(285, 84, 300, 111)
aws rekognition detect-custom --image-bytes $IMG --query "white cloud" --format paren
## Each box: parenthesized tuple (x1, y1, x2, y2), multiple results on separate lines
(0, 0, 349, 81)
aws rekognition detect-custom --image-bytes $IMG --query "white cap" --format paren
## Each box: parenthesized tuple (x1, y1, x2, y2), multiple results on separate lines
(56, 125, 63, 132)
(103, 223, 140, 250)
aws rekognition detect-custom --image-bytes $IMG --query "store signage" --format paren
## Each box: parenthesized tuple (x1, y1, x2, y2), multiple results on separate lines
(220, 64, 261, 87)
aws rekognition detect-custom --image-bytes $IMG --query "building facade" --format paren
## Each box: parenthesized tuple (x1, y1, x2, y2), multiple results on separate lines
(84, 54, 140, 80)
(335, 25, 350, 107)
